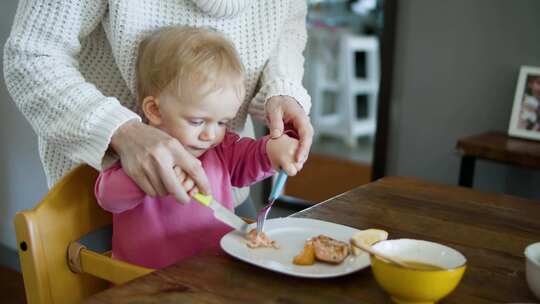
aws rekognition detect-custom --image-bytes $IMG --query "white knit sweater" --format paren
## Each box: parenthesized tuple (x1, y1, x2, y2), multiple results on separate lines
(4, 0, 311, 194)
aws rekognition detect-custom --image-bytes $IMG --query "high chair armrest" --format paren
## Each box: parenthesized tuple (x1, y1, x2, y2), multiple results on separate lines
(68, 242, 153, 285)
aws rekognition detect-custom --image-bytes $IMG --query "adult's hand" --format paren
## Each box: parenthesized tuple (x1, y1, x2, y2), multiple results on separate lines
(110, 120, 211, 203)
(265, 96, 313, 166)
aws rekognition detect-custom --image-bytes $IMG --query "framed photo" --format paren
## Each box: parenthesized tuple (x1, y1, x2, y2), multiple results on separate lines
(508, 66, 540, 140)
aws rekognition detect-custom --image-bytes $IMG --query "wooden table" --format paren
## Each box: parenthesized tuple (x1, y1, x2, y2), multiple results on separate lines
(456, 131, 540, 187)
(84, 176, 540, 303)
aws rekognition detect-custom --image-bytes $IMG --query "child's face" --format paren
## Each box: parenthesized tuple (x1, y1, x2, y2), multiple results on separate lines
(156, 86, 242, 157)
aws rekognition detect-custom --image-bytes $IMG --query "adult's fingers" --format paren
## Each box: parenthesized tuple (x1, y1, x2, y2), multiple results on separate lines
(143, 162, 168, 197)
(283, 162, 298, 176)
(182, 177, 195, 192)
(171, 148, 211, 195)
(266, 104, 285, 138)
(188, 186, 200, 197)
(174, 165, 185, 180)
(294, 161, 303, 172)
(182, 162, 211, 195)
(294, 116, 314, 163)
(133, 171, 158, 197)
(159, 163, 191, 203)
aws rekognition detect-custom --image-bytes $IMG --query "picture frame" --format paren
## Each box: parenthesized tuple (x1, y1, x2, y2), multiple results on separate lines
(508, 65, 540, 141)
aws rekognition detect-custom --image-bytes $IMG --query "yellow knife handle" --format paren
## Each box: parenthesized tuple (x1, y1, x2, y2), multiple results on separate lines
(193, 193, 212, 206)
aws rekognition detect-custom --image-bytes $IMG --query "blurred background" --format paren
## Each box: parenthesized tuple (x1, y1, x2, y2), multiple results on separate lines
(283, 0, 384, 203)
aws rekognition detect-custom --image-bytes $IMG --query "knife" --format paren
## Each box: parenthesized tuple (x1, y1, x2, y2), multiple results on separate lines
(193, 193, 249, 234)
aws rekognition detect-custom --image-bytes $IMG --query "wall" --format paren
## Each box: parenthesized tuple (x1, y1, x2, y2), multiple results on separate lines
(387, 0, 540, 198)
(0, 0, 49, 270)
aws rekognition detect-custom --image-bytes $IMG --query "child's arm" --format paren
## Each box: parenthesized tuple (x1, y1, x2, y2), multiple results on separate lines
(217, 132, 276, 187)
(218, 132, 301, 187)
(94, 162, 147, 213)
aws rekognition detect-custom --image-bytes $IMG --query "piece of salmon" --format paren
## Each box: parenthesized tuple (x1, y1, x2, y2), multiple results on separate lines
(246, 229, 279, 249)
(312, 235, 350, 264)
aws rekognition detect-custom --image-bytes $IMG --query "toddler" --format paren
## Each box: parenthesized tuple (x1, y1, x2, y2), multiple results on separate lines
(95, 26, 301, 269)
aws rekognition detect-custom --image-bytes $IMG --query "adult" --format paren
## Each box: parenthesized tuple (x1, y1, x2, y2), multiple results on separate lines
(4, 0, 313, 212)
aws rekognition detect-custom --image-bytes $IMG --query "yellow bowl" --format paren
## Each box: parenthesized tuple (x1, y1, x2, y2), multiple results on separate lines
(370, 239, 467, 304)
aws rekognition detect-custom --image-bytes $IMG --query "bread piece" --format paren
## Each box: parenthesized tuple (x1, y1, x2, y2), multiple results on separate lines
(312, 235, 349, 264)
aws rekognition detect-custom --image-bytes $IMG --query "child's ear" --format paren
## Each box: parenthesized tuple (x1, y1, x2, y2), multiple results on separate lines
(141, 96, 162, 125)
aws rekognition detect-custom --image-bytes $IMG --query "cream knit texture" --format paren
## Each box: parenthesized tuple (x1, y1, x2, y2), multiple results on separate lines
(4, 0, 311, 198)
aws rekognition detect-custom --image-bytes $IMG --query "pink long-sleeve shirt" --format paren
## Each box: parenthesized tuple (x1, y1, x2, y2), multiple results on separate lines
(95, 132, 274, 269)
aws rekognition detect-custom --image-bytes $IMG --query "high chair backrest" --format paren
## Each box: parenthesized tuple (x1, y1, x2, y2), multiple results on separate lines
(14, 164, 152, 304)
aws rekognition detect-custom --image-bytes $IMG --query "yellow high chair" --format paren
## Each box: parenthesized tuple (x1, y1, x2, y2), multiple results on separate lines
(14, 165, 153, 304)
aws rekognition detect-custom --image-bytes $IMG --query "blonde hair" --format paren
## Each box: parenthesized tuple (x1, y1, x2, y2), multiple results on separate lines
(136, 26, 245, 103)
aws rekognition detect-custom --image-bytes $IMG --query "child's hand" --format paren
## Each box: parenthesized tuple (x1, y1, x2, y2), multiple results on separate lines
(266, 134, 303, 176)
(174, 166, 199, 202)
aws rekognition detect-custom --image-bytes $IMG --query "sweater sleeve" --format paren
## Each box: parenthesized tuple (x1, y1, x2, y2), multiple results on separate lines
(248, 0, 311, 121)
(216, 132, 275, 188)
(94, 162, 146, 213)
(3, 0, 141, 172)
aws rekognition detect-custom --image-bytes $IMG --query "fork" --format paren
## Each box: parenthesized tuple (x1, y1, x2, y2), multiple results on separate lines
(256, 170, 288, 234)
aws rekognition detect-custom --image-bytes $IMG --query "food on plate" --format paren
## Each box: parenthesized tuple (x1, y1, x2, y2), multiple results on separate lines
(312, 235, 350, 264)
(293, 240, 316, 265)
(246, 229, 279, 249)
(293, 235, 351, 265)
(350, 229, 388, 255)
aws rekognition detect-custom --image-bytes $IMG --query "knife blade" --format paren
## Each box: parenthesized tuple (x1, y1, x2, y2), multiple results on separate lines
(193, 193, 249, 234)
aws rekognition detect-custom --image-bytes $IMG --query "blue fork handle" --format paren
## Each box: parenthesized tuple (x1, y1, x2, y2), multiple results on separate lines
(269, 170, 288, 202)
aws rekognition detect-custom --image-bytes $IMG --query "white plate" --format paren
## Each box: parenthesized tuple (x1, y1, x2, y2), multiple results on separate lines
(220, 217, 370, 278)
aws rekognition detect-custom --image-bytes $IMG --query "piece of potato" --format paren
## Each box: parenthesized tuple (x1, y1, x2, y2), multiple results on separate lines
(350, 229, 389, 256)
(293, 240, 316, 265)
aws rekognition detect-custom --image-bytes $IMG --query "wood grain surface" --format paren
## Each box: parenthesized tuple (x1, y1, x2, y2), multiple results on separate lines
(85, 176, 540, 303)
(285, 153, 372, 203)
(456, 131, 540, 169)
